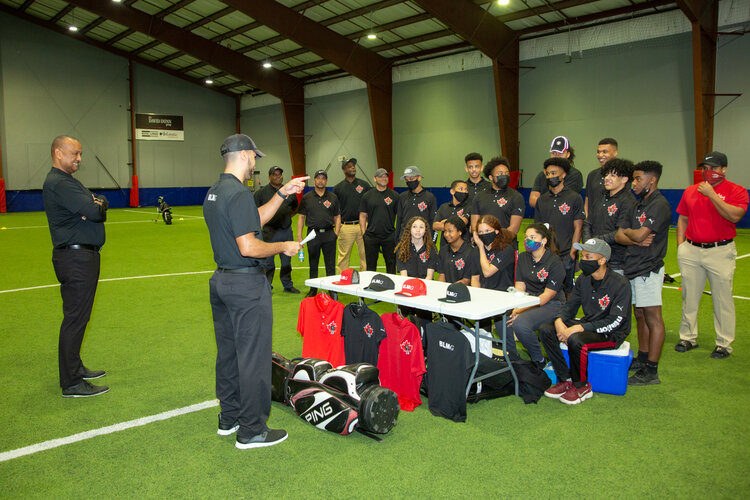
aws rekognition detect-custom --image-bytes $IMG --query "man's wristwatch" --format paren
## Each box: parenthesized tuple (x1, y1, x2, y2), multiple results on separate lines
(276, 190, 288, 200)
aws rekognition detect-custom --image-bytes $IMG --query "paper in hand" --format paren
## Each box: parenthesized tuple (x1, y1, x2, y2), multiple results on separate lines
(300, 230, 316, 246)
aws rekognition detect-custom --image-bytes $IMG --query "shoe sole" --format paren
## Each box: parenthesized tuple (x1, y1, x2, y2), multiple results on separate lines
(560, 390, 593, 405)
(710, 353, 730, 359)
(543, 391, 566, 400)
(62, 387, 110, 398)
(82, 373, 106, 380)
(235, 433, 288, 449)
(628, 377, 661, 386)
(217, 425, 239, 436)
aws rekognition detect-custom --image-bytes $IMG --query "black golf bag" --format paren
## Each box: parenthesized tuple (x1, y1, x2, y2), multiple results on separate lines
(157, 196, 173, 225)
(272, 353, 399, 436)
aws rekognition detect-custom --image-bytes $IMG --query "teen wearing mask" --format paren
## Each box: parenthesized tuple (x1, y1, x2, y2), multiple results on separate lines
(434, 180, 471, 247)
(472, 215, 516, 292)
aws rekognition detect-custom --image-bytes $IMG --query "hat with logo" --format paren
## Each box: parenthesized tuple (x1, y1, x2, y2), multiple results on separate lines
(438, 282, 471, 303)
(574, 238, 611, 260)
(550, 136, 569, 153)
(699, 151, 728, 168)
(394, 278, 427, 297)
(364, 274, 395, 292)
(374, 168, 389, 178)
(220, 134, 265, 158)
(400, 166, 422, 179)
(332, 269, 359, 285)
(314, 169, 328, 178)
(268, 166, 283, 175)
(343, 158, 357, 167)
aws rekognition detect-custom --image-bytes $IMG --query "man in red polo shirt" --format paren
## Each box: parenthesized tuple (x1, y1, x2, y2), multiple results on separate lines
(675, 151, 748, 359)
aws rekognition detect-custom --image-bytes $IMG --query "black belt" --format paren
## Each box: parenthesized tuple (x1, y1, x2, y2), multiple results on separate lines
(58, 244, 101, 252)
(342, 221, 359, 225)
(216, 267, 264, 274)
(311, 227, 334, 233)
(687, 238, 733, 248)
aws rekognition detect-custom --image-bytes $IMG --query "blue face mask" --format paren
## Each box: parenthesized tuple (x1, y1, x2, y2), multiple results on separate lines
(524, 238, 542, 252)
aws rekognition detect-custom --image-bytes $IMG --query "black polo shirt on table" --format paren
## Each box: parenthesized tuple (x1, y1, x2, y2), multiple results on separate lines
(480, 245, 516, 291)
(341, 303, 387, 365)
(466, 177, 490, 205)
(534, 187, 585, 255)
(624, 189, 671, 280)
(515, 248, 565, 298)
(254, 183, 298, 230)
(359, 187, 398, 240)
(299, 189, 340, 231)
(43, 168, 106, 248)
(397, 242, 439, 279)
(436, 240, 479, 283)
(396, 188, 437, 236)
(436, 200, 472, 247)
(584, 188, 636, 270)
(471, 186, 525, 230)
(533, 167, 584, 195)
(334, 178, 371, 223)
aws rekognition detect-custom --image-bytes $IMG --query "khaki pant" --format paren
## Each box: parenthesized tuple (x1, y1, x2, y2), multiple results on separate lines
(337, 224, 366, 273)
(677, 241, 737, 351)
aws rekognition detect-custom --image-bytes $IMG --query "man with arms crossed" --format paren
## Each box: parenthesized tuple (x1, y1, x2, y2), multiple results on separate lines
(334, 158, 370, 273)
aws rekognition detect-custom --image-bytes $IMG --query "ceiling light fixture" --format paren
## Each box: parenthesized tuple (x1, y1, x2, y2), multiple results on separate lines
(68, 25, 78, 32)
(263, 61, 272, 68)
(205, 79, 213, 84)
(367, 33, 377, 40)
(497, 0, 510, 5)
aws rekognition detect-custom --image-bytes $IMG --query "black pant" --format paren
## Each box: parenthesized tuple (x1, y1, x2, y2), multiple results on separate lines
(540, 321, 617, 386)
(363, 233, 396, 273)
(52, 247, 101, 389)
(209, 270, 272, 435)
(307, 229, 337, 279)
(262, 226, 293, 289)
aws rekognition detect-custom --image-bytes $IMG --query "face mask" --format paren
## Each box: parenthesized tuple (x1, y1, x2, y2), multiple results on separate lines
(479, 232, 496, 247)
(524, 238, 542, 252)
(546, 176, 562, 188)
(494, 175, 509, 189)
(454, 192, 469, 204)
(634, 186, 650, 199)
(406, 179, 420, 191)
(579, 259, 600, 276)
(702, 169, 725, 186)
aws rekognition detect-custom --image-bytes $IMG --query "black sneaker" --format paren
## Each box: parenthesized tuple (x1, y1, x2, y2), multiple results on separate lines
(629, 357, 647, 371)
(217, 414, 239, 436)
(81, 367, 106, 380)
(674, 340, 698, 353)
(628, 368, 661, 386)
(305, 289, 317, 298)
(284, 286, 301, 294)
(235, 429, 288, 449)
(62, 380, 110, 397)
(710, 346, 730, 359)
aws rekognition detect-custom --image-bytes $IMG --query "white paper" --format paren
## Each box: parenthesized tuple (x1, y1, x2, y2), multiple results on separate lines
(300, 230, 316, 246)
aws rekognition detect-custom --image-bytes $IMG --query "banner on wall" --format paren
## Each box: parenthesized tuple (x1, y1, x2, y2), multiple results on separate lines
(135, 113, 184, 141)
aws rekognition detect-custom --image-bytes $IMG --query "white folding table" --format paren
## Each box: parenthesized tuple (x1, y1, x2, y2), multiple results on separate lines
(306, 271, 539, 397)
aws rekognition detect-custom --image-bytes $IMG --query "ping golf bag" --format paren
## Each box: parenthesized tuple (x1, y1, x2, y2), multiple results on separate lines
(272, 353, 399, 436)
(157, 196, 173, 225)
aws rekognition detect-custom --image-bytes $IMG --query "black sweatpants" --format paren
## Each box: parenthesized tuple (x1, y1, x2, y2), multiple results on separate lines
(52, 247, 101, 389)
(307, 229, 337, 279)
(363, 233, 397, 274)
(540, 321, 617, 387)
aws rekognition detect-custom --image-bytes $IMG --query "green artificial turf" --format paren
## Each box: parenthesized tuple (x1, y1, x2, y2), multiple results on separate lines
(1, 207, 749, 498)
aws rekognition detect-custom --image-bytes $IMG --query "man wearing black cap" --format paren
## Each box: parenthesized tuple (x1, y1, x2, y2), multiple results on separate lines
(43, 135, 109, 398)
(529, 136, 583, 208)
(298, 169, 342, 297)
(204, 133, 307, 449)
(359, 168, 398, 273)
(334, 158, 370, 274)
(470, 156, 524, 237)
(254, 166, 300, 294)
(675, 151, 748, 359)
(396, 165, 437, 237)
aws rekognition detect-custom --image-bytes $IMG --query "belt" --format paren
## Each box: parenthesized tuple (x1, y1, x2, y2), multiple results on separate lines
(342, 221, 359, 225)
(216, 267, 264, 274)
(686, 238, 733, 248)
(58, 244, 101, 252)
(311, 227, 334, 233)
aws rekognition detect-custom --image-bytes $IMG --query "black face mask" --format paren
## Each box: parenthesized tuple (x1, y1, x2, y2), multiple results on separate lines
(406, 179, 420, 191)
(579, 259, 600, 276)
(454, 192, 469, 204)
(546, 176, 562, 188)
(479, 232, 496, 247)
(494, 175, 509, 189)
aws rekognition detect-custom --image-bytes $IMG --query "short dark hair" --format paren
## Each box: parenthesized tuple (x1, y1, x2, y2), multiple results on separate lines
(450, 179, 467, 191)
(465, 152, 483, 164)
(483, 156, 510, 179)
(598, 138, 618, 148)
(543, 157, 571, 174)
(600, 158, 633, 180)
(634, 160, 663, 179)
(444, 215, 466, 235)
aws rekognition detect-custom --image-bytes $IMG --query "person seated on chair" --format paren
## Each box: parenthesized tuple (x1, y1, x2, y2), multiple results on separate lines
(396, 216, 438, 280)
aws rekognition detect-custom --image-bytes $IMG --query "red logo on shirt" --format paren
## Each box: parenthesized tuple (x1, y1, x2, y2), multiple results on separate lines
(356, 185, 364, 194)
(637, 212, 646, 225)
(455, 258, 465, 270)
(537, 268, 548, 281)
(489, 253, 496, 261)
(400, 340, 413, 355)
(384, 197, 393, 205)
(457, 208, 465, 218)
(559, 203, 571, 215)
(497, 198, 508, 207)
(599, 295, 610, 310)
(327, 320, 337, 335)
(323, 200, 332, 209)
(364, 323, 373, 338)
(418, 201, 427, 212)
(419, 251, 428, 263)
(607, 203, 618, 216)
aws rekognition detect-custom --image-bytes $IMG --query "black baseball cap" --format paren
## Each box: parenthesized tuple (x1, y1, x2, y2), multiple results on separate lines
(268, 166, 283, 175)
(364, 274, 395, 292)
(699, 151, 728, 168)
(343, 158, 357, 167)
(314, 169, 328, 178)
(220, 134, 265, 158)
(438, 282, 471, 303)
(550, 136, 570, 153)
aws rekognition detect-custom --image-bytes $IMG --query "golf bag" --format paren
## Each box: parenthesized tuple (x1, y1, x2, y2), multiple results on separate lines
(271, 353, 399, 436)
(157, 196, 173, 225)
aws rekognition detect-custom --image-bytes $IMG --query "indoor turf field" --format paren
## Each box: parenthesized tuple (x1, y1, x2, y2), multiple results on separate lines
(1, 206, 748, 498)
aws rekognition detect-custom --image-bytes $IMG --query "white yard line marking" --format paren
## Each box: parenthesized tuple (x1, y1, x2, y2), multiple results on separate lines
(122, 209, 204, 219)
(0, 400, 218, 463)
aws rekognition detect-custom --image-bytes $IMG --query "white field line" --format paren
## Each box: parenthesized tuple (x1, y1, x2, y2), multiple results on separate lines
(0, 400, 218, 463)
(122, 209, 204, 219)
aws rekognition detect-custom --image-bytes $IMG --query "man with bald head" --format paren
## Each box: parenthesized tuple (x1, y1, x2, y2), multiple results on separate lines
(43, 135, 110, 398)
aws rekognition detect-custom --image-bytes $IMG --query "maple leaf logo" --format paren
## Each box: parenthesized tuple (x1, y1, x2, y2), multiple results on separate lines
(607, 203, 618, 216)
(457, 208, 464, 218)
(559, 203, 571, 215)
(489, 253, 496, 261)
(364, 323, 373, 337)
(400, 340, 412, 355)
(323, 200, 331, 209)
(327, 321, 337, 335)
(497, 198, 508, 207)
(599, 294, 610, 310)
(418, 201, 427, 212)
(455, 258, 465, 270)
(356, 185, 364, 193)
(637, 212, 646, 225)
(419, 251, 428, 263)
(537, 268, 548, 281)
(384, 197, 392, 205)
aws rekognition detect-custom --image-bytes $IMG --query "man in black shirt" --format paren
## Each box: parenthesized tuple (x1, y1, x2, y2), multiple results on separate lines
(396, 166, 437, 237)
(470, 156, 524, 236)
(541, 238, 631, 405)
(43, 135, 109, 398)
(434, 180, 471, 248)
(333, 158, 370, 273)
(585, 138, 619, 216)
(529, 136, 584, 208)
(616, 161, 671, 386)
(436, 216, 479, 286)
(254, 166, 300, 294)
(298, 169, 342, 297)
(359, 168, 398, 273)
(464, 152, 490, 204)
(204, 133, 306, 449)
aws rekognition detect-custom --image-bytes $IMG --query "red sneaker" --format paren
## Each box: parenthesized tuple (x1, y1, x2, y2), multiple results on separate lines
(544, 380, 574, 399)
(560, 382, 593, 405)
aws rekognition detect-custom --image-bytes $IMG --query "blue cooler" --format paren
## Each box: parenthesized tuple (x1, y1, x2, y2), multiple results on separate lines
(560, 341, 633, 395)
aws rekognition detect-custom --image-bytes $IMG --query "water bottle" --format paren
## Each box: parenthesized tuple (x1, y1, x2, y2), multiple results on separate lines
(298, 247, 305, 262)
